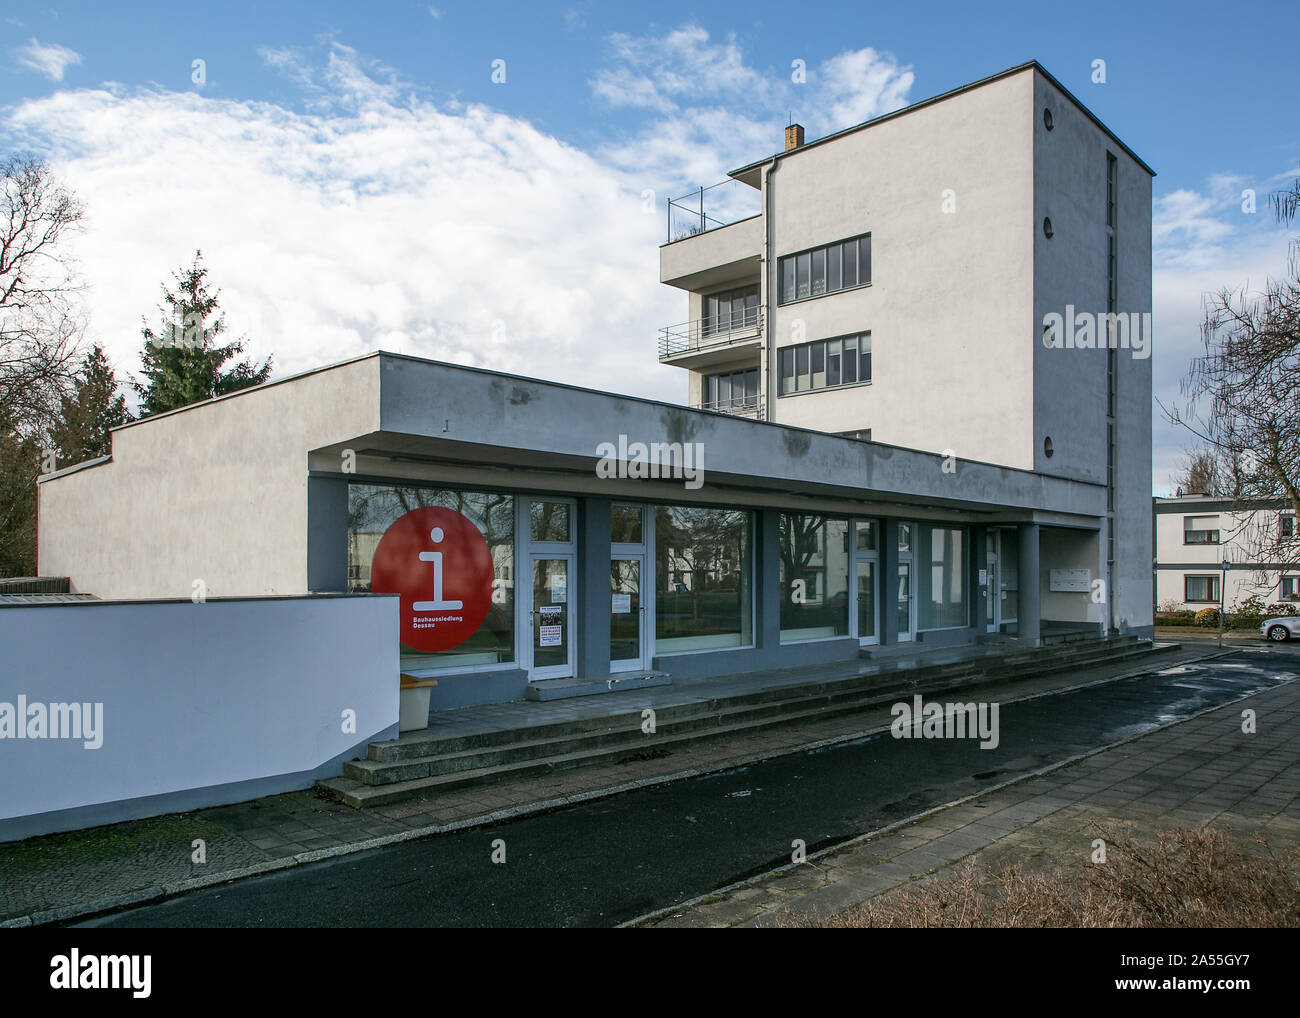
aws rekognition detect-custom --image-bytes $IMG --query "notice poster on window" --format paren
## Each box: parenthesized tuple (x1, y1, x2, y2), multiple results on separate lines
(611, 593, 632, 614)
(550, 575, 567, 603)
(538, 605, 563, 647)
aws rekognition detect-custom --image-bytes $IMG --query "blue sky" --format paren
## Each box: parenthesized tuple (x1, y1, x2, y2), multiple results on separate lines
(3, 0, 1297, 492)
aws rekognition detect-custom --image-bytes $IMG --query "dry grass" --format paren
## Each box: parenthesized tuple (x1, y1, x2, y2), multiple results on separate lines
(798, 824, 1300, 928)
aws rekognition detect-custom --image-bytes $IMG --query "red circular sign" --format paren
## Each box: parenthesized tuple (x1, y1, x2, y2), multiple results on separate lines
(369, 507, 495, 652)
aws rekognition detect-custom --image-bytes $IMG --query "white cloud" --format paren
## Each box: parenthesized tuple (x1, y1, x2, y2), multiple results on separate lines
(591, 25, 914, 189)
(14, 37, 82, 81)
(3, 43, 683, 407)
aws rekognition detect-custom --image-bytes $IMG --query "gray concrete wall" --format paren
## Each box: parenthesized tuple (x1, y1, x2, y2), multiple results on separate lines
(0, 594, 398, 841)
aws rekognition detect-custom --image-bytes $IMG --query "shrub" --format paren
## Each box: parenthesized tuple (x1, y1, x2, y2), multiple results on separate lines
(1265, 602, 1300, 618)
(1230, 594, 1266, 629)
(799, 825, 1300, 928)
(1154, 610, 1196, 626)
(1193, 607, 1220, 627)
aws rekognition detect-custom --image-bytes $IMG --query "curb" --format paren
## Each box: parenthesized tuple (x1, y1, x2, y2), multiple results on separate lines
(2, 644, 1245, 927)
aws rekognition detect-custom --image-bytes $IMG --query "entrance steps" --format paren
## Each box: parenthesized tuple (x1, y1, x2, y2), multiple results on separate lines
(316, 635, 1176, 809)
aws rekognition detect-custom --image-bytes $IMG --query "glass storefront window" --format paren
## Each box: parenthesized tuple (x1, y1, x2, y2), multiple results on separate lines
(654, 505, 752, 652)
(855, 520, 876, 551)
(917, 523, 966, 630)
(530, 500, 571, 542)
(780, 514, 850, 642)
(611, 504, 643, 545)
(348, 484, 515, 671)
(898, 522, 912, 551)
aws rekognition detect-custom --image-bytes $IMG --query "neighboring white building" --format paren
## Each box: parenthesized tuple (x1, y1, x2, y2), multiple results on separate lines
(660, 60, 1153, 636)
(1153, 495, 1300, 611)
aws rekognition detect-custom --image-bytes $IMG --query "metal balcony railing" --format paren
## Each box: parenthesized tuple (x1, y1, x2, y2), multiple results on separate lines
(666, 179, 762, 243)
(692, 395, 766, 420)
(658, 307, 764, 359)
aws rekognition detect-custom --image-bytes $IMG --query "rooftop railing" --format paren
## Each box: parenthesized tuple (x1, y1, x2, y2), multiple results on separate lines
(666, 178, 761, 243)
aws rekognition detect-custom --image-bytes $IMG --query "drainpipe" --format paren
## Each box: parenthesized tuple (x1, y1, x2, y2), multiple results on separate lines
(763, 157, 779, 422)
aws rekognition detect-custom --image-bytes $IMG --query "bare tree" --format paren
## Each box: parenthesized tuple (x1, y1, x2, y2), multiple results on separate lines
(0, 154, 86, 431)
(1173, 447, 1222, 496)
(1171, 243, 1300, 597)
(0, 154, 86, 576)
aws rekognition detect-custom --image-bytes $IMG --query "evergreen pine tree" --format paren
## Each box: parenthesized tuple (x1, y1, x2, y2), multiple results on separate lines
(133, 251, 272, 415)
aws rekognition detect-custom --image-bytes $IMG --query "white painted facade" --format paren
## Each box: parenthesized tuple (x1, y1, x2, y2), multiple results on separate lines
(1153, 495, 1300, 611)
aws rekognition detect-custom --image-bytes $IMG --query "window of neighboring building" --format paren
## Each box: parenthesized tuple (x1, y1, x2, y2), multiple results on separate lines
(1183, 515, 1220, 545)
(1185, 575, 1220, 603)
(654, 505, 752, 653)
(1282, 576, 1300, 600)
(779, 514, 850, 642)
(347, 484, 516, 671)
(703, 285, 759, 336)
(703, 368, 760, 411)
(1280, 514, 1295, 539)
(778, 234, 871, 303)
(778, 333, 871, 395)
(916, 523, 967, 630)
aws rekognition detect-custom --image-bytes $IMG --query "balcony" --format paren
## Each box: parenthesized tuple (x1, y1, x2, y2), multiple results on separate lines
(692, 394, 766, 421)
(660, 179, 763, 291)
(658, 307, 764, 370)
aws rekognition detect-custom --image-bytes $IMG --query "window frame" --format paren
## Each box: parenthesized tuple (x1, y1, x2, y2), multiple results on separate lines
(778, 332, 872, 398)
(778, 233, 873, 305)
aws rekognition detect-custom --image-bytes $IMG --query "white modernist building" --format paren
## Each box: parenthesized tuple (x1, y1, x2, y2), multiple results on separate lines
(1153, 495, 1300, 611)
(660, 60, 1154, 638)
(35, 61, 1156, 712)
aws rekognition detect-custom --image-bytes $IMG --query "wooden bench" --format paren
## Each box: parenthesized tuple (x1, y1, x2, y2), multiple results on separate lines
(400, 674, 438, 690)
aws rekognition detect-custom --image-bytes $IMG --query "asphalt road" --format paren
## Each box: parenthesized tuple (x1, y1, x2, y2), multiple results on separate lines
(79, 644, 1300, 928)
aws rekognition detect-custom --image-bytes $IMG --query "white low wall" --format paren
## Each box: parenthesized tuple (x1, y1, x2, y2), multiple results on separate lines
(0, 594, 398, 841)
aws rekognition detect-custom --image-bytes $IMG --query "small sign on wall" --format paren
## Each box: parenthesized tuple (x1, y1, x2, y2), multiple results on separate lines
(1049, 568, 1091, 592)
(611, 593, 632, 614)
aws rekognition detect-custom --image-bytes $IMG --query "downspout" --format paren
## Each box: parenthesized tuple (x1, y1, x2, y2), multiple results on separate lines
(763, 157, 780, 422)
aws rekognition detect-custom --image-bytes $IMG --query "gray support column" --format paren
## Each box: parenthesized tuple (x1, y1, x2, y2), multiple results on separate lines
(307, 475, 350, 593)
(971, 525, 988, 637)
(756, 510, 782, 651)
(1017, 523, 1041, 646)
(880, 518, 900, 645)
(577, 497, 612, 679)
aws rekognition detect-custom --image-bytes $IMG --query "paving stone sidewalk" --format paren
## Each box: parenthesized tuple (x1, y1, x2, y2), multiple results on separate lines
(634, 672, 1300, 927)
(0, 643, 1222, 925)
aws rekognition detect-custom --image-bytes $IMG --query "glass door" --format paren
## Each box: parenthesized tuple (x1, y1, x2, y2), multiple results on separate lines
(610, 555, 646, 672)
(855, 560, 877, 645)
(529, 554, 574, 679)
(985, 551, 1000, 632)
(896, 561, 914, 642)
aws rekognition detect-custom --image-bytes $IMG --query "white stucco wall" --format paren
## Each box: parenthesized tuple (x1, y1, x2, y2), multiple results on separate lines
(763, 70, 1036, 467)
(0, 595, 398, 840)
(38, 356, 381, 600)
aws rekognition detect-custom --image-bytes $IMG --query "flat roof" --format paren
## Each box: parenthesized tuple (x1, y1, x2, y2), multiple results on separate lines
(729, 60, 1156, 183)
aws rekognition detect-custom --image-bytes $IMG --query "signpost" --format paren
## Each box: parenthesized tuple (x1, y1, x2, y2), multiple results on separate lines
(1219, 558, 1230, 648)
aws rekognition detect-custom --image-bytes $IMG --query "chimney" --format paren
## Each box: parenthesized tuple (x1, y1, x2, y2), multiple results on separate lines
(785, 123, 805, 152)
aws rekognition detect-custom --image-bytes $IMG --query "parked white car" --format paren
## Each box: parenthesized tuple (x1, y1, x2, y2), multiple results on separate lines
(1261, 616, 1300, 642)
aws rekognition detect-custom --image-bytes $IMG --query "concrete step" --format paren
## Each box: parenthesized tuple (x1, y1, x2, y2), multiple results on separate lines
(317, 639, 1176, 807)
(367, 636, 1144, 765)
(344, 641, 1170, 787)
